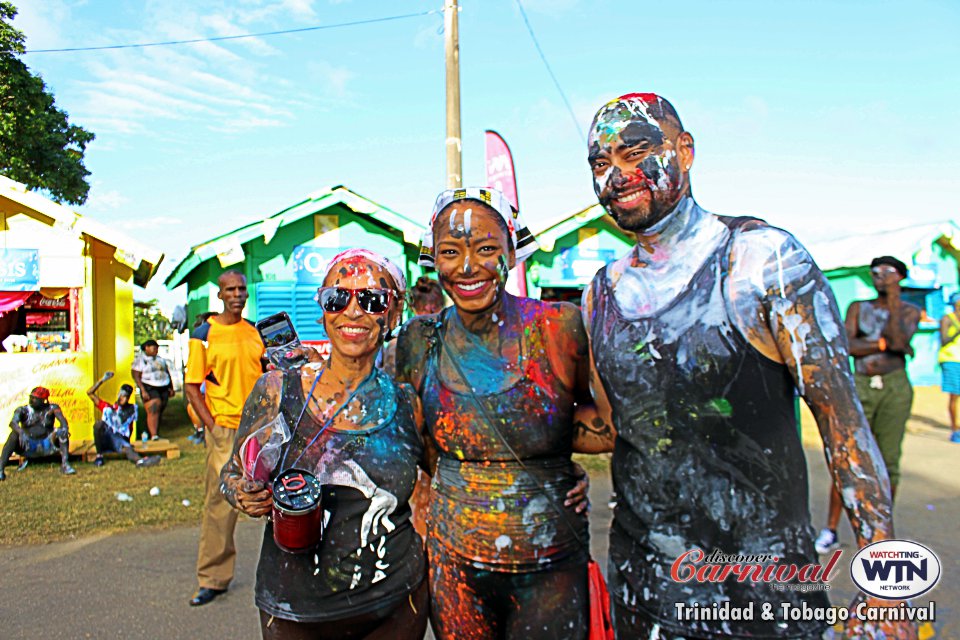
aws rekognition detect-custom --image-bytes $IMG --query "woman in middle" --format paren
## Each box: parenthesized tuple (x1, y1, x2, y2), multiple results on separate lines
(222, 249, 429, 640)
(396, 187, 613, 640)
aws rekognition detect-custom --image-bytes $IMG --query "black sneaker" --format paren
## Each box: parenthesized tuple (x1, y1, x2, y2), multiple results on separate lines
(136, 455, 162, 468)
(94, 456, 105, 467)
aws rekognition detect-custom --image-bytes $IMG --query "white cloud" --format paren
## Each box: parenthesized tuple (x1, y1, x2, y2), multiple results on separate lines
(84, 186, 129, 211)
(307, 60, 354, 98)
(47, 0, 347, 141)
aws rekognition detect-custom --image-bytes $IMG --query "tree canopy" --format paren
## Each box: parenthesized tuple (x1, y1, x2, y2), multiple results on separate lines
(134, 299, 174, 345)
(0, 1, 94, 205)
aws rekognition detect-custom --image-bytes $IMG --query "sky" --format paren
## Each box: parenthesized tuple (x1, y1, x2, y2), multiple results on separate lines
(11, 0, 960, 312)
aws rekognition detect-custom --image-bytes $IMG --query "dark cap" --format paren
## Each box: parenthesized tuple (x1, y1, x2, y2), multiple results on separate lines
(141, 339, 159, 349)
(870, 256, 908, 278)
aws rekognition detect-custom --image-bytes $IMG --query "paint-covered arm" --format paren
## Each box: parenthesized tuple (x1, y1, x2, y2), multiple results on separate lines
(51, 405, 68, 433)
(728, 226, 893, 543)
(729, 228, 918, 637)
(9, 406, 24, 436)
(220, 370, 284, 516)
(86, 371, 113, 404)
(394, 316, 437, 395)
(881, 289, 920, 355)
(573, 283, 616, 454)
(844, 301, 880, 357)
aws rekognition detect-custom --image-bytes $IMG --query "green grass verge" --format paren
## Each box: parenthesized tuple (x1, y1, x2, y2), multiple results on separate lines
(0, 396, 207, 545)
(0, 397, 613, 546)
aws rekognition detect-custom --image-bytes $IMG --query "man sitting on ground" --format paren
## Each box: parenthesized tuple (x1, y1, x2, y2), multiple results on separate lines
(87, 372, 161, 468)
(0, 387, 76, 480)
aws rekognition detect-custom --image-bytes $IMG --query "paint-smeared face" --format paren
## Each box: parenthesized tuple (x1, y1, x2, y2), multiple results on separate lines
(433, 202, 513, 314)
(117, 390, 131, 405)
(588, 97, 692, 231)
(143, 344, 159, 357)
(28, 395, 45, 410)
(321, 258, 401, 360)
(218, 273, 249, 314)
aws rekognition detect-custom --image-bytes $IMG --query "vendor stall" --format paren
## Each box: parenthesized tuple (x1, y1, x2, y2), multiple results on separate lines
(0, 176, 164, 442)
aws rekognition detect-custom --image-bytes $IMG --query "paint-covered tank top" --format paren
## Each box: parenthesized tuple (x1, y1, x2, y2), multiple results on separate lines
(589, 217, 829, 639)
(422, 302, 588, 572)
(254, 369, 426, 623)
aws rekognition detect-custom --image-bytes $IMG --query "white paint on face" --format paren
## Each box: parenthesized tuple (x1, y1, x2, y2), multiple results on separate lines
(448, 208, 457, 230)
(463, 208, 472, 234)
(654, 149, 676, 191)
(594, 165, 613, 196)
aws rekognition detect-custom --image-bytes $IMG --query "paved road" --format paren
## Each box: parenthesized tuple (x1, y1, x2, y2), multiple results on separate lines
(0, 423, 955, 639)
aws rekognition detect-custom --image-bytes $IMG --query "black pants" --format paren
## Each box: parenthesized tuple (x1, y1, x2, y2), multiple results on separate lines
(258, 579, 429, 640)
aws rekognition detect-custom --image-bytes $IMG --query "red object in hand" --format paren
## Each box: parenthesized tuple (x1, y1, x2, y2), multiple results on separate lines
(242, 436, 264, 482)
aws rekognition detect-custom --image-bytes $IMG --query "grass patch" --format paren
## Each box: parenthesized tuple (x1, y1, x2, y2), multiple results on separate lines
(573, 452, 612, 477)
(0, 396, 207, 545)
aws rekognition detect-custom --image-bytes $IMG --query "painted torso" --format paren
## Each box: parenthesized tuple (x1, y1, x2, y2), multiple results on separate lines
(250, 369, 425, 623)
(14, 404, 59, 439)
(853, 300, 908, 376)
(421, 301, 587, 571)
(589, 215, 829, 638)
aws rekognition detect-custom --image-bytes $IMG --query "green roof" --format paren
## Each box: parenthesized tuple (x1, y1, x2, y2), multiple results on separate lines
(164, 185, 425, 290)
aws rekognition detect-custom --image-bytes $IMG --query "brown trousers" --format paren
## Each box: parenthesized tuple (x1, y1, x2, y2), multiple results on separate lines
(196, 424, 239, 590)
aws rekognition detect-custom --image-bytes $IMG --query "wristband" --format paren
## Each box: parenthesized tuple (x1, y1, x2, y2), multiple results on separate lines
(877, 337, 887, 352)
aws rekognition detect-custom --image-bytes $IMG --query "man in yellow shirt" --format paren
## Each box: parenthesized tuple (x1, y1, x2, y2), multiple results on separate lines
(184, 270, 264, 606)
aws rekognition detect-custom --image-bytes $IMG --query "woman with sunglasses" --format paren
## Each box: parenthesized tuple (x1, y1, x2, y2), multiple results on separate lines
(221, 249, 429, 640)
(395, 188, 612, 640)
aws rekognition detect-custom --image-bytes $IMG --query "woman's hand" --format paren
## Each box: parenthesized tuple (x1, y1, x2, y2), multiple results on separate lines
(564, 461, 591, 514)
(235, 480, 273, 518)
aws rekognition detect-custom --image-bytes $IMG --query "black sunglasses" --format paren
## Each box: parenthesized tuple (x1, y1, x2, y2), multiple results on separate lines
(316, 287, 393, 314)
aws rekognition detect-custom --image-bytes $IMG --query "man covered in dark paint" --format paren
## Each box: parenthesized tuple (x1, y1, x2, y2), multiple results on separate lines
(581, 93, 913, 639)
(815, 255, 920, 554)
(1, 386, 75, 480)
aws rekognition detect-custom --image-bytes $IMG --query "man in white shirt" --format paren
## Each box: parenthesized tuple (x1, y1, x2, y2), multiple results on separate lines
(131, 339, 174, 440)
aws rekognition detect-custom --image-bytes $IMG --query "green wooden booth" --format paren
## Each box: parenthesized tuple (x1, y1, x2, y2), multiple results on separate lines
(164, 186, 425, 342)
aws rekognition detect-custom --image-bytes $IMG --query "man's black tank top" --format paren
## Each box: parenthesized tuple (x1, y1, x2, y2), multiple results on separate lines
(589, 217, 829, 638)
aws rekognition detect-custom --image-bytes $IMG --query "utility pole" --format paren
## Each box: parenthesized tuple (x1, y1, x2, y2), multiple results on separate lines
(444, 0, 462, 189)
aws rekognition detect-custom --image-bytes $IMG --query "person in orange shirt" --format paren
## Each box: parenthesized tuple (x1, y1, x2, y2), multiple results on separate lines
(184, 270, 265, 606)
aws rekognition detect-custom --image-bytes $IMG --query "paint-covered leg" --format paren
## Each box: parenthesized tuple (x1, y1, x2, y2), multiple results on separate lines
(56, 429, 75, 475)
(0, 431, 19, 480)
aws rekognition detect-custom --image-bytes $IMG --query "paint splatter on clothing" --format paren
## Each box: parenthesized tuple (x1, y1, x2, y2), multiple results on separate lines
(588, 217, 829, 639)
(223, 369, 425, 623)
(429, 535, 587, 640)
(422, 304, 588, 570)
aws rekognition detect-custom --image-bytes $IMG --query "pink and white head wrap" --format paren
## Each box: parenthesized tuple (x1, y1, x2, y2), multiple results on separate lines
(321, 248, 407, 293)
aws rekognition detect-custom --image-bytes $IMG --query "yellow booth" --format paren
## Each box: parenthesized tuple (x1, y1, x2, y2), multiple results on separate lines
(0, 175, 164, 443)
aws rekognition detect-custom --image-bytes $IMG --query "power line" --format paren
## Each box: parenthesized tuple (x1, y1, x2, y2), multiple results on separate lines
(513, 0, 584, 144)
(25, 9, 442, 54)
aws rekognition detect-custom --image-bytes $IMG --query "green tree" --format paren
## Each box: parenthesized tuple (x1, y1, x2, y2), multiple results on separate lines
(0, 2, 94, 205)
(134, 299, 173, 345)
